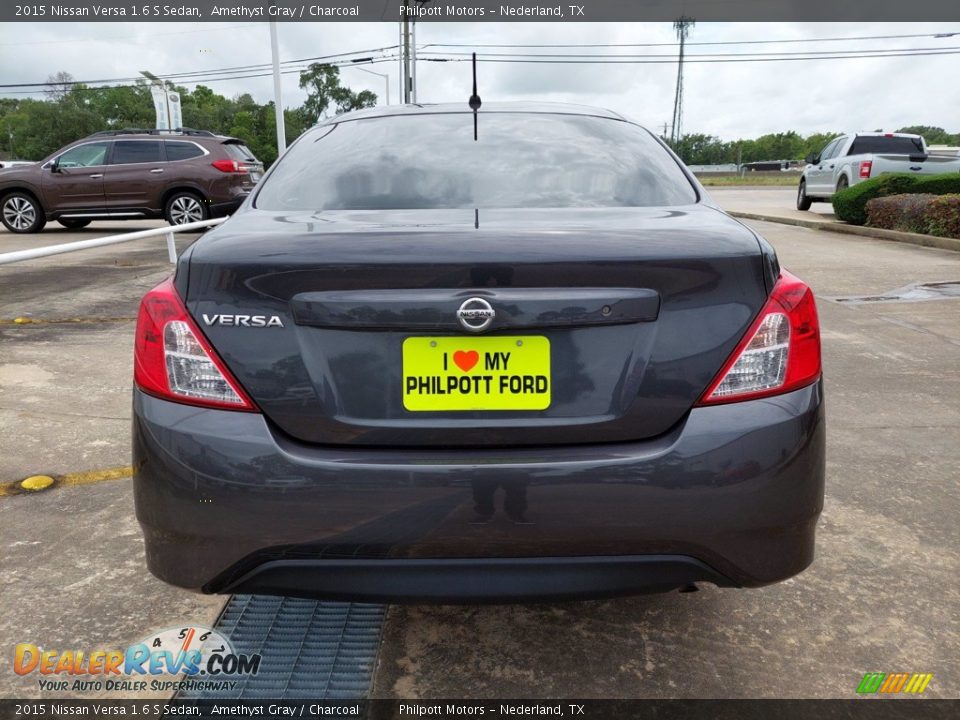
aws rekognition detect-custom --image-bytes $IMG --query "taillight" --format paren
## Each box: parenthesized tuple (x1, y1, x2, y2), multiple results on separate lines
(859, 161, 873, 179)
(697, 270, 821, 405)
(211, 159, 248, 173)
(134, 278, 257, 412)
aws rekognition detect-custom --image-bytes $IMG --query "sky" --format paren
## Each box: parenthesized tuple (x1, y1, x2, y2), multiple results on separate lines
(1, 21, 959, 141)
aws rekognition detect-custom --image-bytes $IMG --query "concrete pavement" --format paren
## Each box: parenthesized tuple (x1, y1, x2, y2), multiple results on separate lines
(707, 186, 836, 223)
(0, 221, 223, 700)
(372, 219, 960, 699)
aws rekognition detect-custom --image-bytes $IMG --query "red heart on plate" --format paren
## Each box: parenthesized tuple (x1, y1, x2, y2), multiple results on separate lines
(453, 350, 479, 372)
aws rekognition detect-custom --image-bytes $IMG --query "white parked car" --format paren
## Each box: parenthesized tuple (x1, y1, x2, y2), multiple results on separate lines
(797, 133, 960, 210)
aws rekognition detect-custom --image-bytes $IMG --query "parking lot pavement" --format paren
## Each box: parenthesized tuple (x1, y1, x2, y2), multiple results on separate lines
(0, 222, 223, 699)
(373, 221, 960, 699)
(709, 186, 836, 222)
(1, 216, 958, 700)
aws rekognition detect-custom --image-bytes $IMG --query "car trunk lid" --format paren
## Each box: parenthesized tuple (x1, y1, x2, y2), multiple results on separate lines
(183, 204, 769, 446)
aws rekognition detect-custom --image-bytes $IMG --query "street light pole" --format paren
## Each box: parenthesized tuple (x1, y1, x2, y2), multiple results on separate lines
(269, 22, 286, 154)
(349, 62, 390, 106)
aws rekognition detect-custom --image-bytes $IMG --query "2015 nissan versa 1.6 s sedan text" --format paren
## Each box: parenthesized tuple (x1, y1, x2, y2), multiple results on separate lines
(132, 102, 824, 603)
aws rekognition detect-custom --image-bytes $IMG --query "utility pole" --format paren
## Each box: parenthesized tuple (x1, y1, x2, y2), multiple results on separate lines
(411, 18, 418, 102)
(400, 1, 431, 103)
(269, 22, 286, 154)
(401, 2, 412, 103)
(670, 16, 695, 148)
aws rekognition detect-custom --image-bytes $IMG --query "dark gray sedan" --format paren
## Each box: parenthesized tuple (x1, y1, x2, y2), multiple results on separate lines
(132, 103, 824, 602)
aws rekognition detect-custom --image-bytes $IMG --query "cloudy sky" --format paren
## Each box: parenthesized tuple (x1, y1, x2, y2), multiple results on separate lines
(2, 21, 959, 140)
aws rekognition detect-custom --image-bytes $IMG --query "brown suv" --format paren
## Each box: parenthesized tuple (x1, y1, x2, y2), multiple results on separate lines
(0, 129, 263, 233)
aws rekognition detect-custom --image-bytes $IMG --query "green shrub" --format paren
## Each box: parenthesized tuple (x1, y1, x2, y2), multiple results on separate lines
(866, 194, 937, 233)
(832, 172, 960, 226)
(925, 195, 960, 239)
(913, 175, 960, 196)
(832, 174, 919, 225)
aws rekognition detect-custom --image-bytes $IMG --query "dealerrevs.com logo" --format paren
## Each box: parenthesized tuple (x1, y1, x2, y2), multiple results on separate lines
(14, 625, 261, 693)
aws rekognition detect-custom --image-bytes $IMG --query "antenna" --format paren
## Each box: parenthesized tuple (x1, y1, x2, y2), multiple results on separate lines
(468, 52, 481, 141)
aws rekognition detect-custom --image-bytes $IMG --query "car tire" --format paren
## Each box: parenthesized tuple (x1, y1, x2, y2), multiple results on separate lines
(165, 192, 208, 227)
(836, 176, 849, 193)
(1, 192, 46, 234)
(796, 180, 812, 211)
(57, 218, 91, 230)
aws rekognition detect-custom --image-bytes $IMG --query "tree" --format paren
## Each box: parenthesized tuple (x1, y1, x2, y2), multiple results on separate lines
(298, 63, 376, 123)
(45, 71, 74, 101)
(896, 126, 960, 145)
(83, 84, 154, 128)
(802, 132, 842, 158)
(669, 134, 729, 165)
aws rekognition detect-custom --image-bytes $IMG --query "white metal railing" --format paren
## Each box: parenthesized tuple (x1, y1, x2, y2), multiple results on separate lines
(0, 217, 227, 267)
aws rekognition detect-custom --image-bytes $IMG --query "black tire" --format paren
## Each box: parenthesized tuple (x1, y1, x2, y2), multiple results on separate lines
(164, 191, 208, 227)
(836, 176, 849, 193)
(57, 218, 91, 230)
(797, 180, 812, 211)
(1, 192, 46, 234)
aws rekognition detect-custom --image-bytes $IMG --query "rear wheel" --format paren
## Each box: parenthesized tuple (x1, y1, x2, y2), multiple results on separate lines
(836, 176, 849, 193)
(1, 192, 46, 234)
(57, 218, 91, 230)
(165, 192, 208, 227)
(796, 180, 812, 211)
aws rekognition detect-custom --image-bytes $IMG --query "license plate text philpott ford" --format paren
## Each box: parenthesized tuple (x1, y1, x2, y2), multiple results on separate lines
(402, 336, 551, 411)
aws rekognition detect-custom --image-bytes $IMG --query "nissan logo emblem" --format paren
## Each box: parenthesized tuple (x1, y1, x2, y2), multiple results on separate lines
(457, 297, 495, 333)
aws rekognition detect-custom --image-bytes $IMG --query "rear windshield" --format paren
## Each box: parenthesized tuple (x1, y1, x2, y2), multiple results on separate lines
(223, 142, 258, 162)
(255, 113, 697, 210)
(847, 136, 924, 156)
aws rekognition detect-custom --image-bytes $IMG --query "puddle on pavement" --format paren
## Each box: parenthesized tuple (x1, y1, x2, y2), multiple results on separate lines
(828, 281, 960, 305)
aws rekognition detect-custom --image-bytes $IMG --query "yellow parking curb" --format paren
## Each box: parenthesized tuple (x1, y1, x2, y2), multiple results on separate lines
(0, 317, 137, 326)
(0, 465, 134, 497)
(20, 475, 55, 491)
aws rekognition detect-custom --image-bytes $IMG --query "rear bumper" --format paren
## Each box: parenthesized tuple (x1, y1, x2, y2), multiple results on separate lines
(219, 556, 734, 603)
(208, 194, 248, 218)
(132, 381, 825, 601)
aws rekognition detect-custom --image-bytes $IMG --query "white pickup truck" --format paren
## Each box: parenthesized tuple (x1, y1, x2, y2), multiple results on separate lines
(797, 132, 960, 210)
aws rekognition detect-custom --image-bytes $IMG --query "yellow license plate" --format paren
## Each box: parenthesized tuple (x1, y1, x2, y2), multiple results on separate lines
(403, 336, 551, 411)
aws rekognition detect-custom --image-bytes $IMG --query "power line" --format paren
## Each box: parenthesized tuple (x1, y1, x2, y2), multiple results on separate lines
(5, 32, 958, 90)
(1, 58, 401, 95)
(4, 44, 960, 96)
(417, 44, 960, 60)
(156, 45, 400, 81)
(0, 46, 400, 89)
(420, 48, 960, 64)
(419, 31, 960, 49)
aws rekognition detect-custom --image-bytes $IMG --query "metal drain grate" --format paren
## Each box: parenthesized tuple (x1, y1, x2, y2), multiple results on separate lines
(179, 595, 386, 700)
(829, 281, 960, 304)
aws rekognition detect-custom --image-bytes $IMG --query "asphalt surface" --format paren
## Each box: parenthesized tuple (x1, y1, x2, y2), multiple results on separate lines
(1, 208, 958, 700)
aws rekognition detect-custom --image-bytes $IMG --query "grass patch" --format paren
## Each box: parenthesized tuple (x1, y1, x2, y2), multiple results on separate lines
(697, 175, 801, 187)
